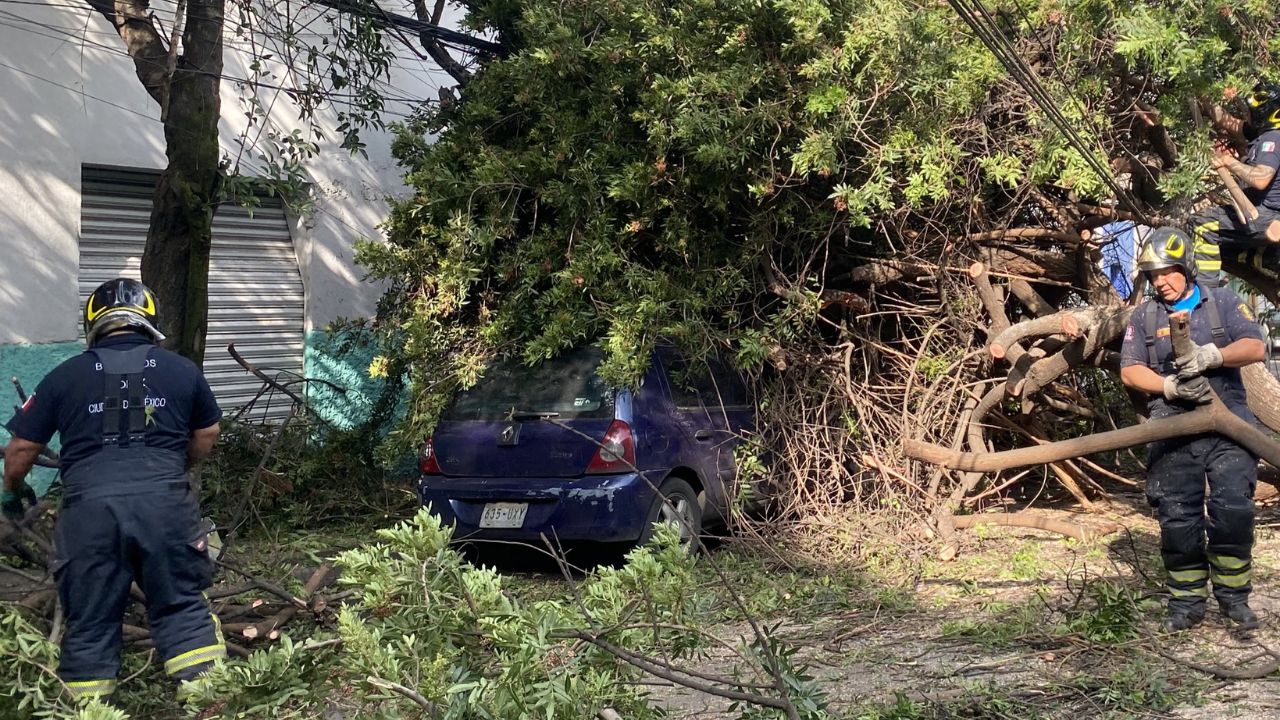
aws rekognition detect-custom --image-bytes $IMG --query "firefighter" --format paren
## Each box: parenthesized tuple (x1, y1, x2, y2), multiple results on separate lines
(1119, 228, 1266, 632)
(1191, 81, 1280, 286)
(2, 278, 224, 700)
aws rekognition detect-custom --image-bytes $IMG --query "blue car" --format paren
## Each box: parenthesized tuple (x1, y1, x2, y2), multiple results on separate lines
(418, 347, 753, 549)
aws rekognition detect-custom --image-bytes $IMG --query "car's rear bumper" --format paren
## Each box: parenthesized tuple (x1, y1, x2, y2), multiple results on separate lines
(418, 472, 657, 543)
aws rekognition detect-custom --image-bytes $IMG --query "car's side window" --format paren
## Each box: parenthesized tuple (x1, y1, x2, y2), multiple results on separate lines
(661, 350, 749, 409)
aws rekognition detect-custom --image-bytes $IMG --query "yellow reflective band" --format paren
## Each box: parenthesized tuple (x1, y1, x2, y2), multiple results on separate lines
(1211, 570, 1252, 588)
(66, 678, 117, 698)
(1209, 554, 1250, 571)
(1196, 243, 1221, 256)
(1200, 260, 1223, 271)
(1195, 220, 1220, 236)
(1169, 585, 1210, 598)
(164, 643, 226, 676)
(212, 612, 224, 644)
(1167, 568, 1208, 583)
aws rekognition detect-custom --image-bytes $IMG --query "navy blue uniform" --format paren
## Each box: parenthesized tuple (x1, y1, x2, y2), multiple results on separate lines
(1190, 129, 1280, 286)
(6, 332, 225, 698)
(1120, 284, 1263, 613)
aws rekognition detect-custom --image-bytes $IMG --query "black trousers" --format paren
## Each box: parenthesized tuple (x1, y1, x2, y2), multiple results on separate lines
(1146, 434, 1256, 612)
(53, 488, 224, 699)
(1190, 204, 1280, 286)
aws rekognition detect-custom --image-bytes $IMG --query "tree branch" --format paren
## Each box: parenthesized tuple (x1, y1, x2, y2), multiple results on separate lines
(367, 676, 441, 717)
(87, 0, 171, 103)
(570, 631, 798, 712)
(411, 0, 473, 84)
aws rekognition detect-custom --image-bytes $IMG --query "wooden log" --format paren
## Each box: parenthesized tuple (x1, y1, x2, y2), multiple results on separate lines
(910, 312, 1280, 473)
(15, 588, 56, 617)
(969, 262, 1023, 364)
(1008, 279, 1055, 317)
(905, 409, 1214, 472)
(989, 307, 1128, 362)
(241, 565, 334, 641)
(1242, 363, 1280, 434)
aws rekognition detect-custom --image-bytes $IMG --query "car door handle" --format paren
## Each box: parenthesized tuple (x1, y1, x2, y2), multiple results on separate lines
(693, 429, 715, 441)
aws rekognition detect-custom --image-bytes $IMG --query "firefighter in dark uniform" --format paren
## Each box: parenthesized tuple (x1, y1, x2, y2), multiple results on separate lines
(1190, 82, 1280, 286)
(1119, 228, 1266, 632)
(2, 279, 224, 701)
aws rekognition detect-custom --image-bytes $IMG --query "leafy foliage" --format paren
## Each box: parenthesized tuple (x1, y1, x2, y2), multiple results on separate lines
(361, 0, 1280, 456)
(179, 510, 828, 719)
(0, 608, 126, 719)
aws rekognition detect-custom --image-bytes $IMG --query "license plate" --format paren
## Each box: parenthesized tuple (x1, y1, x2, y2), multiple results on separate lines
(479, 502, 528, 529)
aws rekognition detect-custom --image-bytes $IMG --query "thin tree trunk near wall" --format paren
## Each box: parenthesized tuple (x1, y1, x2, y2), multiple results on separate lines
(136, 0, 226, 366)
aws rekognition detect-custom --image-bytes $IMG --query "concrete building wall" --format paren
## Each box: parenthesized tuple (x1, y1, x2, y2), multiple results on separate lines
(0, 3, 448, 340)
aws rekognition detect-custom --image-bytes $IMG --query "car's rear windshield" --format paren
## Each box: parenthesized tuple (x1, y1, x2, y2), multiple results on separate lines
(441, 347, 615, 421)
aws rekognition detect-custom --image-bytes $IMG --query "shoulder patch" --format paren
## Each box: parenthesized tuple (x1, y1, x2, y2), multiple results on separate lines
(1156, 327, 1171, 338)
(1263, 141, 1277, 153)
(1124, 325, 1134, 341)
(1239, 303, 1255, 321)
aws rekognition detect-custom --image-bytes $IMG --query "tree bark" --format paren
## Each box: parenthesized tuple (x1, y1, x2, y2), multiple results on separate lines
(89, 0, 226, 365)
(144, 0, 224, 365)
(1243, 363, 1280, 433)
(909, 316, 1280, 473)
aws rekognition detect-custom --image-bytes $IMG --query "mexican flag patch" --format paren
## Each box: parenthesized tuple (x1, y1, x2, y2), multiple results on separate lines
(1263, 141, 1276, 153)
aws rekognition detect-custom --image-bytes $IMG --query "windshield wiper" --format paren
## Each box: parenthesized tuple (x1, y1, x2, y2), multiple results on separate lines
(508, 410, 561, 420)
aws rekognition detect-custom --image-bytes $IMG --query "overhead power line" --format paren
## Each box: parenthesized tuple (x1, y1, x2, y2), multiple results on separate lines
(0, 56, 404, 240)
(304, 0, 501, 54)
(0, 11, 438, 112)
(947, 0, 1152, 226)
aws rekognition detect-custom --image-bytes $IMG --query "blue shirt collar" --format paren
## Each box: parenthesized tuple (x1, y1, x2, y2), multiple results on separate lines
(1168, 283, 1201, 313)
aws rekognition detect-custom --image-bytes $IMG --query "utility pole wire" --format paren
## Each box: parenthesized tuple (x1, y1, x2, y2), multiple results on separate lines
(305, 0, 501, 54)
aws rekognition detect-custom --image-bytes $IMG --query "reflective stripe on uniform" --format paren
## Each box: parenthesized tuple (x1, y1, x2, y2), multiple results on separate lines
(1211, 569, 1252, 588)
(1208, 553, 1252, 588)
(1169, 585, 1210, 598)
(1195, 219, 1221, 237)
(1209, 554, 1250, 571)
(164, 643, 226, 676)
(1167, 568, 1209, 583)
(66, 678, 117, 698)
(1192, 225, 1222, 272)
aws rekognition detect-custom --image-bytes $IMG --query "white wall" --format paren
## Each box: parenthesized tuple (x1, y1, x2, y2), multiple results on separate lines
(0, 1, 452, 343)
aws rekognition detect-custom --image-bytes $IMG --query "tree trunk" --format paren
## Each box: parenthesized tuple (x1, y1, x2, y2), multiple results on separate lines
(1243, 362, 1280, 433)
(137, 0, 225, 366)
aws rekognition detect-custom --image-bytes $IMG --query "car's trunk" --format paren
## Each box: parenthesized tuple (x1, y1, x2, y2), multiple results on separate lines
(433, 418, 615, 478)
(432, 347, 617, 478)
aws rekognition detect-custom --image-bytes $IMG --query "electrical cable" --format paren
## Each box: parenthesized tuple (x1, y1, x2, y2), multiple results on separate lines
(0, 10, 437, 111)
(947, 0, 1152, 225)
(0, 56, 394, 242)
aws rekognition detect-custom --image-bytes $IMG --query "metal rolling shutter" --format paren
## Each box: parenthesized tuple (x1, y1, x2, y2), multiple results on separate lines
(79, 166, 304, 422)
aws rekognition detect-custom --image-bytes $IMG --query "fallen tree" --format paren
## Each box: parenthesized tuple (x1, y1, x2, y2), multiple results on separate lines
(351, 0, 1280, 559)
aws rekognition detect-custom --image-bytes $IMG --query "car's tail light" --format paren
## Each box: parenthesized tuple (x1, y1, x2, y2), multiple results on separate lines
(419, 437, 442, 475)
(586, 420, 636, 474)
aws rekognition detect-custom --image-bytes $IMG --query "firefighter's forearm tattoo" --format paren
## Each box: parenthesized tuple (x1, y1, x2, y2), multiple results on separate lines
(1227, 159, 1277, 190)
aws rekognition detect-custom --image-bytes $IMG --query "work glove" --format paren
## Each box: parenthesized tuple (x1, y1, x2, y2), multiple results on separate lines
(1163, 374, 1212, 404)
(1, 484, 37, 522)
(1174, 343, 1223, 379)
